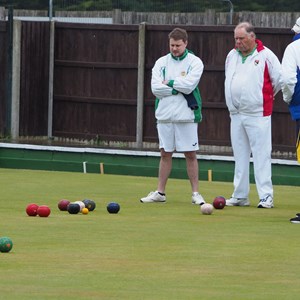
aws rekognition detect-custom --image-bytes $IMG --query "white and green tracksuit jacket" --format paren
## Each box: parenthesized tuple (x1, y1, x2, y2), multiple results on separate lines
(151, 49, 204, 123)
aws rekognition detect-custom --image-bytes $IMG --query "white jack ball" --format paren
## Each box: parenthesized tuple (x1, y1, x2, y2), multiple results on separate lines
(74, 201, 85, 212)
(201, 203, 214, 215)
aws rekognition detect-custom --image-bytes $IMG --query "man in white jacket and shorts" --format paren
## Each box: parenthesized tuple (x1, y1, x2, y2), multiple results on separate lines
(224, 22, 281, 208)
(140, 28, 206, 205)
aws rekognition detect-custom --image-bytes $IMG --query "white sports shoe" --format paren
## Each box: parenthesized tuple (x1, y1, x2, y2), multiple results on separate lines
(226, 197, 250, 207)
(191, 192, 206, 205)
(140, 191, 166, 203)
(257, 195, 274, 208)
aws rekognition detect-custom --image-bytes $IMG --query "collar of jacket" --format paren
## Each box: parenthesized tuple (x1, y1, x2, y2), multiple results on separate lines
(255, 39, 265, 52)
(171, 49, 188, 61)
(234, 38, 264, 53)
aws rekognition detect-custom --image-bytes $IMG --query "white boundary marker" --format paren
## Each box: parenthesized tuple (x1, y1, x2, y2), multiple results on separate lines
(83, 161, 87, 173)
(0, 142, 298, 166)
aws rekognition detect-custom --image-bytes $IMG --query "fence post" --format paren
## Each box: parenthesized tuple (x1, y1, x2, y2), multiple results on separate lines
(112, 9, 122, 24)
(47, 20, 55, 139)
(136, 22, 146, 149)
(0, 7, 5, 20)
(49, 0, 53, 20)
(5, 5, 13, 137)
(11, 19, 21, 139)
(204, 9, 215, 25)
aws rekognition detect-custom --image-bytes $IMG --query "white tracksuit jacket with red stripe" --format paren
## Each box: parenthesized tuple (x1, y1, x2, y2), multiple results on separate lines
(225, 39, 281, 117)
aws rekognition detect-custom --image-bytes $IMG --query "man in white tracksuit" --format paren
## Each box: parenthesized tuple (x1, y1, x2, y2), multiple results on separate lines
(140, 28, 206, 205)
(224, 22, 281, 208)
(281, 17, 300, 223)
(281, 17, 300, 149)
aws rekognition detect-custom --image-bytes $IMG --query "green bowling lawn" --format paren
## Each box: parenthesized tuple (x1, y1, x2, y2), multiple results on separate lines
(1, 168, 299, 299)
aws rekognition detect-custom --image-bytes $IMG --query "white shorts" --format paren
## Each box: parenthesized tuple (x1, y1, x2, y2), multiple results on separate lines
(157, 123, 199, 152)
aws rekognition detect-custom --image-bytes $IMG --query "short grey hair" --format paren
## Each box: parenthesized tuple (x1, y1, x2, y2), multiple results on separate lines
(235, 22, 256, 37)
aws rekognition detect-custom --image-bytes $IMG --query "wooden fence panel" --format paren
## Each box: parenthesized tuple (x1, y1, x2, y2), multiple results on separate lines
(10, 9, 300, 28)
(19, 21, 50, 136)
(53, 23, 139, 141)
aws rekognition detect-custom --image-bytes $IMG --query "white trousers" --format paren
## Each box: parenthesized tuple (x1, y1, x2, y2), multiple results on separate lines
(230, 114, 273, 200)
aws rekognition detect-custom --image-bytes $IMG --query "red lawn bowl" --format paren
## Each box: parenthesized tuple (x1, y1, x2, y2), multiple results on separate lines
(26, 203, 39, 216)
(213, 196, 226, 209)
(58, 199, 70, 211)
(37, 205, 51, 217)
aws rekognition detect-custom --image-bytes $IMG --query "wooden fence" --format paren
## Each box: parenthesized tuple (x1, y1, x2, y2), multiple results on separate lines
(0, 20, 297, 155)
(7, 9, 300, 28)
(19, 21, 50, 137)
